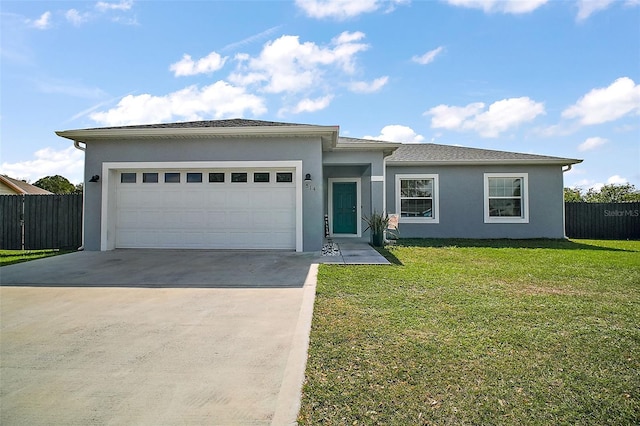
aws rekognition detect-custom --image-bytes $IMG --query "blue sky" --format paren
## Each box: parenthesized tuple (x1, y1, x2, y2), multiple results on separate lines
(1, 0, 639, 189)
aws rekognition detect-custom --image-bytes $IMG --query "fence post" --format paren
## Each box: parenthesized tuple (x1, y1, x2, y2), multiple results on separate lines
(20, 194, 25, 250)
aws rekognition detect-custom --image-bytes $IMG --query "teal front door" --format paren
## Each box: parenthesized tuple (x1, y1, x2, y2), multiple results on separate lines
(332, 182, 357, 234)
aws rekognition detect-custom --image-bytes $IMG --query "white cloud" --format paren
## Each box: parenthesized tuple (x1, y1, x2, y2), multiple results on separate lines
(578, 136, 608, 152)
(576, 0, 615, 21)
(170, 52, 227, 77)
(412, 46, 444, 65)
(0, 146, 85, 184)
(89, 81, 266, 126)
(291, 95, 334, 113)
(562, 77, 640, 126)
(607, 174, 628, 184)
(576, 0, 640, 21)
(60, 1, 135, 26)
(295, 0, 407, 19)
(229, 32, 369, 94)
(443, 0, 548, 14)
(348, 76, 388, 93)
(364, 125, 425, 143)
(427, 102, 486, 130)
(426, 97, 545, 137)
(65, 9, 91, 26)
(29, 11, 52, 30)
(96, 0, 134, 12)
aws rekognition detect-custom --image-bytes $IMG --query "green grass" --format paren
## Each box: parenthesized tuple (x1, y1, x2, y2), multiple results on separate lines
(299, 239, 640, 425)
(0, 249, 68, 266)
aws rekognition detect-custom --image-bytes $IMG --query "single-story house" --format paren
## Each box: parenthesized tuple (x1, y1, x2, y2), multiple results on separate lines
(56, 119, 582, 252)
(0, 175, 52, 195)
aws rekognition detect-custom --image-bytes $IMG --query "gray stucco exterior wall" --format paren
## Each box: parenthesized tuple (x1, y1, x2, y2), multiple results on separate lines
(82, 136, 324, 251)
(386, 164, 566, 239)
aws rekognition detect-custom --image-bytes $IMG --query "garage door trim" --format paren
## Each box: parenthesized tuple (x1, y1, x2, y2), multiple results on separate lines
(100, 161, 304, 251)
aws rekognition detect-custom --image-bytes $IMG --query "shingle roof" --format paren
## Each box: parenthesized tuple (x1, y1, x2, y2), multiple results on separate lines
(0, 175, 52, 194)
(387, 143, 581, 165)
(338, 136, 401, 145)
(85, 118, 314, 131)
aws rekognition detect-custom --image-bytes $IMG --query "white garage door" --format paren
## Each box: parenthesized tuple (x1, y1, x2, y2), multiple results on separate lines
(114, 169, 296, 249)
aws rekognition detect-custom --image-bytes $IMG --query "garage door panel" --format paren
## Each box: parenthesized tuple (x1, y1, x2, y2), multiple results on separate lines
(138, 191, 163, 208)
(143, 211, 164, 228)
(163, 211, 182, 227)
(117, 210, 139, 227)
(225, 210, 249, 227)
(140, 231, 162, 246)
(227, 191, 251, 208)
(207, 211, 227, 227)
(207, 192, 228, 207)
(184, 211, 207, 227)
(115, 168, 297, 249)
(162, 190, 183, 208)
(183, 191, 206, 207)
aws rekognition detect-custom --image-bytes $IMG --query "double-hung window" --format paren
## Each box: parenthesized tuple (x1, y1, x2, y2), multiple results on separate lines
(395, 174, 439, 223)
(484, 173, 529, 223)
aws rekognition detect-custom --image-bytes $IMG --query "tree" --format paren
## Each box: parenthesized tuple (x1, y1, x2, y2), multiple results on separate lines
(564, 187, 584, 202)
(584, 183, 640, 203)
(33, 175, 76, 194)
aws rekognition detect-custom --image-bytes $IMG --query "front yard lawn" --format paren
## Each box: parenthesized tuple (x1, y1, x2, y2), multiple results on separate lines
(0, 249, 67, 266)
(299, 239, 640, 425)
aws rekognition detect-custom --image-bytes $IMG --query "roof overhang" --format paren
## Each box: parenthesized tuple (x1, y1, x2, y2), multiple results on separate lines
(329, 139, 401, 157)
(56, 125, 340, 148)
(387, 158, 584, 167)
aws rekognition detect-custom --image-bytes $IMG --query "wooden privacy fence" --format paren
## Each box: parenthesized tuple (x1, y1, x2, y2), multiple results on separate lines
(565, 202, 640, 240)
(0, 194, 83, 250)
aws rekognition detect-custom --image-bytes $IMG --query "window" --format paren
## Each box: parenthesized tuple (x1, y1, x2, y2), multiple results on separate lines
(395, 174, 439, 223)
(231, 172, 247, 183)
(254, 172, 270, 183)
(276, 172, 293, 183)
(143, 173, 158, 183)
(209, 172, 225, 183)
(484, 173, 529, 223)
(164, 172, 180, 183)
(187, 172, 202, 183)
(121, 172, 136, 183)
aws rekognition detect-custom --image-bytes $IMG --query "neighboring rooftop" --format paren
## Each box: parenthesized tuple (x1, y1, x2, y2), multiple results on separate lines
(0, 175, 52, 195)
(387, 143, 582, 165)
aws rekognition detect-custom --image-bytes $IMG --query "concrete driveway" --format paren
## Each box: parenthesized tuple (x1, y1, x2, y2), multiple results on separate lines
(0, 250, 319, 425)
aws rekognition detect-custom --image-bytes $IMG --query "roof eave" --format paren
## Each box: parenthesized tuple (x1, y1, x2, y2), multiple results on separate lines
(332, 142, 402, 151)
(387, 159, 583, 167)
(56, 125, 340, 146)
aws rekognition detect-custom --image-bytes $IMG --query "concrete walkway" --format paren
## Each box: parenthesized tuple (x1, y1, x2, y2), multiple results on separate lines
(0, 251, 318, 425)
(321, 238, 391, 265)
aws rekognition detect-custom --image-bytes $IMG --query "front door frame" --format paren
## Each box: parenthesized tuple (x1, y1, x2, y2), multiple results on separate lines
(328, 177, 361, 237)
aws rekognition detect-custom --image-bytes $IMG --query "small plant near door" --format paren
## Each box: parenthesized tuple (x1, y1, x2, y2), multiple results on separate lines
(362, 212, 397, 247)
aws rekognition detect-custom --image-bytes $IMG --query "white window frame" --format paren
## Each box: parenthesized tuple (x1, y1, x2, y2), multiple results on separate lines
(484, 173, 529, 224)
(395, 174, 439, 224)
